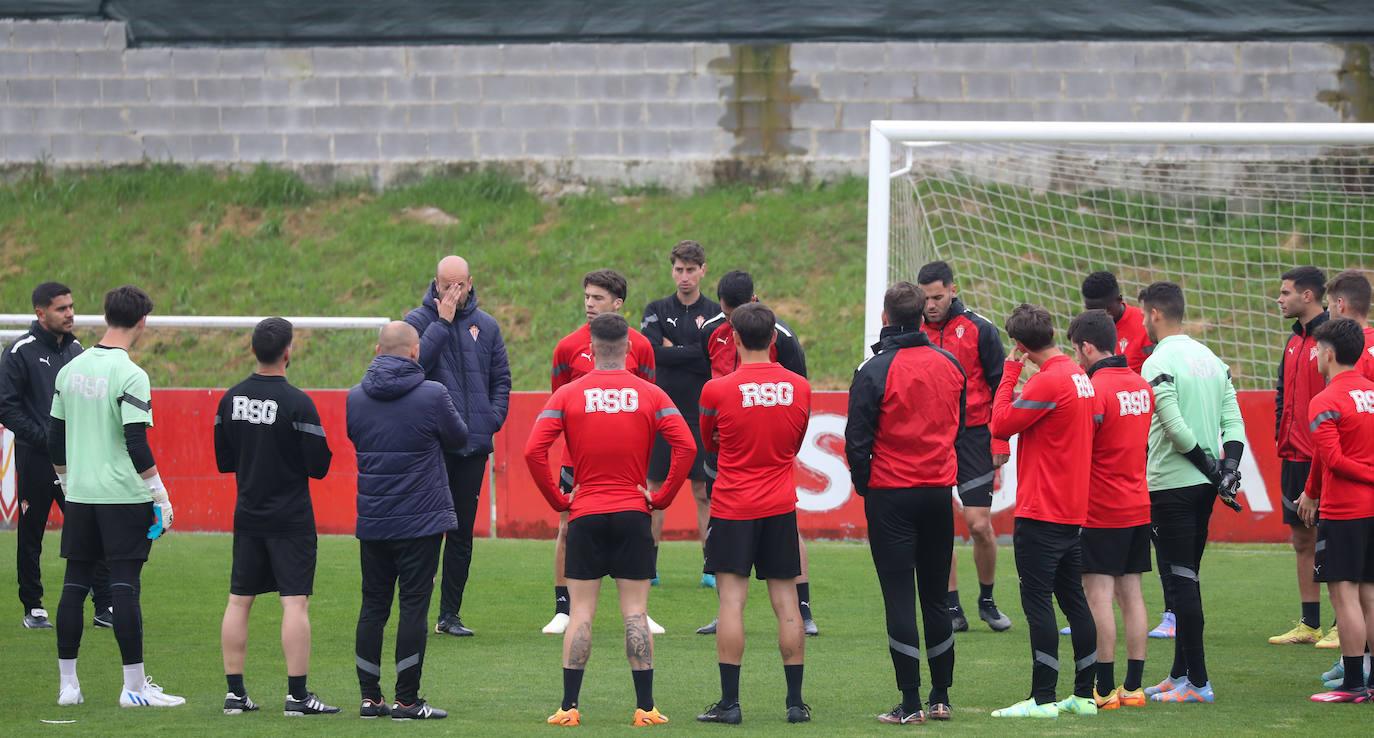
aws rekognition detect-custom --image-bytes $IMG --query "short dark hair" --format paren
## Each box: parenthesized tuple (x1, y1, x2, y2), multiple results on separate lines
(716, 270, 755, 309)
(1067, 309, 1118, 354)
(103, 285, 154, 329)
(1080, 271, 1122, 308)
(1138, 281, 1185, 323)
(670, 240, 705, 267)
(883, 282, 924, 328)
(1282, 265, 1327, 301)
(252, 317, 293, 364)
(583, 269, 627, 301)
(916, 260, 954, 287)
(730, 302, 776, 351)
(1326, 269, 1371, 318)
(1005, 303, 1055, 351)
(589, 312, 629, 344)
(1313, 318, 1365, 366)
(32, 282, 71, 309)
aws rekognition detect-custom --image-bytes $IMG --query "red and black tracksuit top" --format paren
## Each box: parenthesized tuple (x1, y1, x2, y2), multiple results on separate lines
(700, 312, 807, 380)
(1116, 304, 1155, 375)
(1276, 311, 1328, 462)
(844, 326, 967, 493)
(922, 297, 1008, 455)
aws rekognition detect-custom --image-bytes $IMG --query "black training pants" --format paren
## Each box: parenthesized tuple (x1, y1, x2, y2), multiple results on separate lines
(356, 534, 442, 704)
(15, 444, 110, 613)
(1150, 484, 1216, 686)
(438, 453, 487, 619)
(1013, 518, 1097, 704)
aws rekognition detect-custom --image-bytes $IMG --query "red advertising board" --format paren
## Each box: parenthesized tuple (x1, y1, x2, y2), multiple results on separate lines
(2, 389, 1292, 543)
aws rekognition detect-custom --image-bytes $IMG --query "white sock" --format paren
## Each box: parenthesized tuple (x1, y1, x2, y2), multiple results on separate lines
(58, 658, 79, 690)
(122, 663, 146, 694)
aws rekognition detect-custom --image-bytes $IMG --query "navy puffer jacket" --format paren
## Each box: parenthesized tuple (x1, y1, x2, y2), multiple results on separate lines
(404, 284, 512, 456)
(347, 354, 467, 541)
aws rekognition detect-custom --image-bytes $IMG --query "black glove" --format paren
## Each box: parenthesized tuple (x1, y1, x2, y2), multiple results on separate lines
(1216, 456, 1242, 512)
(1183, 445, 1222, 487)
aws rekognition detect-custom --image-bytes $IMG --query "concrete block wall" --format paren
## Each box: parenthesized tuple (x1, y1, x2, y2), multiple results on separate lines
(0, 19, 1362, 186)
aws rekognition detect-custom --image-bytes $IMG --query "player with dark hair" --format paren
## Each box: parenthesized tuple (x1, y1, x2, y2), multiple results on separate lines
(49, 285, 185, 708)
(1296, 318, 1374, 702)
(214, 318, 337, 716)
(526, 312, 695, 728)
(989, 304, 1098, 718)
(1325, 269, 1374, 381)
(0, 282, 112, 630)
(847, 282, 966, 725)
(641, 241, 720, 587)
(1137, 281, 1245, 704)
(1270, 266, 1333, 647)
(544, 270, 660, 636)
(916, 261, 1013, 634)
(696, 303, 812, 725)
(1067, 310, 1154, 710)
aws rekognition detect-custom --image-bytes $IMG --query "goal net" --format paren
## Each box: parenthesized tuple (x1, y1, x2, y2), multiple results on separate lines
(867, 122, 1374, 390)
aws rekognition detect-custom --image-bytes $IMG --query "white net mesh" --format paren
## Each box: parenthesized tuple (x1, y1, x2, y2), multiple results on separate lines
(889, 141, 1374, 390)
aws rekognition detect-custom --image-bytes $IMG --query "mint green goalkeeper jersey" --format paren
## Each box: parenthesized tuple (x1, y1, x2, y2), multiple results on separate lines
(1141, 334, 1247, 492)
(49, 346, 154, 504)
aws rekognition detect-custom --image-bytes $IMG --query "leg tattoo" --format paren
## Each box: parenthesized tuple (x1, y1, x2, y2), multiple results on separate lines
(568, 621, 593, 669)
(624, 614, 653, 670)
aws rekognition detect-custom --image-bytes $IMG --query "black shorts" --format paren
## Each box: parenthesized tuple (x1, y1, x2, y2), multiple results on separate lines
(60, 501, 154, 562)
(565, 511, 656, 581)
(559, 466, 575, 494)
(1081, 524, 1152, 576)
(1281, 459, 1313, 526)
(704, 512, 801, 580)
(1314, 517, 1374, 583)
(955, 424, 995, 507)
(231, 533, 318, 596)
(649, 418, 708, 483)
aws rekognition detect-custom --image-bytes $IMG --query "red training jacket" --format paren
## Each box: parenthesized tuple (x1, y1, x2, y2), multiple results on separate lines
(524, 369, 694, 520)
(991, 354, 1096, 526)
(1276, 312, 1329, 462)
(1304, 370, 1374, 520)
(551, 322, 656, 390)
(1116, 304, 1154, 375)
(699, 362, 812, 520)
(1086, 357, 1153, 529)
(922, 298, 1007, 458)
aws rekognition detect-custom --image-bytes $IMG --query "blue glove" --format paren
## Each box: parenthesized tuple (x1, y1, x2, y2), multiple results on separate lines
(147, 506, 165, 540)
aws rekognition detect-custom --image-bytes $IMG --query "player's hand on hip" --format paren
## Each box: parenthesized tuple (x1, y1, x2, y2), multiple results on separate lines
(992, 453, 1010, 468)
(639, 484, 654, 509)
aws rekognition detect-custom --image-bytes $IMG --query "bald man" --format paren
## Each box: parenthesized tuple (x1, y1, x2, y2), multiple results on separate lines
(405, 257, 512, 638)
(347, 321, 468, 719)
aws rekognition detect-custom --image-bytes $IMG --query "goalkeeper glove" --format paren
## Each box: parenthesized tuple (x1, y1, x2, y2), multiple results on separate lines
(145, 473, 173, 539)
(1216, 457, 1242, 513)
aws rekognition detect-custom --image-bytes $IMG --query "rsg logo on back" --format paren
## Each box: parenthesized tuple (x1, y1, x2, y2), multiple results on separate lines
(231, 396, 278, 424)
(584, 388, 639, 414)
(739, 382, 794, 408)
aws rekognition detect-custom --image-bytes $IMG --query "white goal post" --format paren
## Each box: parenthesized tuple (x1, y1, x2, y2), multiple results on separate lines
(866, 121, 1374, 388)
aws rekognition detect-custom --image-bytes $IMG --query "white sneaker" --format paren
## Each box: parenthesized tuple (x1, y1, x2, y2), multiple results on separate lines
(647, 614, 665, 635)
(542, 612, 570, 635)
(58, 685, 83, 706)
(120, 677, 186, 708)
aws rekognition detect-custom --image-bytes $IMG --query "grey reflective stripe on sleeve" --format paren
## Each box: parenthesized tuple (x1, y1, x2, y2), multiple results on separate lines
(1093, 414, 1104, 425)
(538, 409, 564, 420)
(926, 635, 954, 659)
(1149, 373, 1174, 387)
(704, 460, 717, 480)
(213, 415, 221, 425)
(1012, 398, 1056, 410)
(1314, 539, 1327, 553)
(1281, 495, 1298, 511)
(292, 421, 326, 437)
(1075, 653, 1097, 671)
(396, 653, 421, 673)
(355, 655, 381, 676)
(959, 471, 995, 494)
(118, 393, 151, 411)
(888, 637, 921, 660)
(1309, 410, 1341, 434)
(656, 407, 681, 419)
(642, 367, 656, 380)
(551, 364, 569, 377)
(1169, 564, 1199, 581)
(698, 406, 717, 416)
(1033, 650, 1059, 671)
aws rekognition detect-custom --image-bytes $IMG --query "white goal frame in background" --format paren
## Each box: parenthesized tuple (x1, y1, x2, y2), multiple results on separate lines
(864, 121, 1374, 355)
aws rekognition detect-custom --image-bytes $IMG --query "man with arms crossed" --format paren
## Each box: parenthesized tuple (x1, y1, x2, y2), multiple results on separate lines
(695, 303, 812, 725)
(526, 313, 694, 727)
(214, 318, 337, 716)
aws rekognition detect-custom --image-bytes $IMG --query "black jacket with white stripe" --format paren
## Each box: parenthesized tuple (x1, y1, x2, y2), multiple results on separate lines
(0, 321, 82, 450)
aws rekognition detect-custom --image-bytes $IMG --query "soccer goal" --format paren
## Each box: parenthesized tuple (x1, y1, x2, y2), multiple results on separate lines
(867, 121, 1374, 389)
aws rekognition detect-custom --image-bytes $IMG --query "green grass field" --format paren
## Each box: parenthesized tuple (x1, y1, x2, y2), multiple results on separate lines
(0, 531, 1365, 736)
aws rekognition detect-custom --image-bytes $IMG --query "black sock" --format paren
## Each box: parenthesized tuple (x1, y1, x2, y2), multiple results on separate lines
(946, 590, 962, 611)
(1343, 656, 1365, 691)
(1301, 601, 1320, 629)
(631, 669, 654, 711)
(226, 674, 246, 698)
(1096, 662, 1115, 695)
(901, 689, 922, 714)
(555, 586, 570, 616)
(978, 582, 994, 602)
(719, 663, 740, 706)
(561, 668, 584, 710)
(1124, 659, 1145, 692)
(784, 664, 804, 708)
(796, 583, 812, 621)
(288, 675, 308, 701)
(928, 686, 949, 708)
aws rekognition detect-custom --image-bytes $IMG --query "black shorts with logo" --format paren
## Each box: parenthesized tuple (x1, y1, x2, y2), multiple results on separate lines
(1081, 524, 1153, 576)
(565, 511, 656, 581)
(231, 532, 318, 596)
(1281, 459, 1313, 526)
(649, 418, 709, 483)
(60, 501, 155, 562)
(704, 511, 801, 580)
(955, 424, 995, 508)
(1314, 516, 1374, 583)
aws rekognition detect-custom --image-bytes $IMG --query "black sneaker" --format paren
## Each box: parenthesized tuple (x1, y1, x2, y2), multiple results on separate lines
(786, 704, 812, 723)
(22, 608, 53, 629)
(877, 704, 926, 724)
(978, 600, 1012, 632)
(696, 618, 718, 635)
(223, 692, 259, 715)
(391, 699, 447, 720)
(285, 692, 341, 716)
(435, 614, 474, 637)
(803, 618, 819, 637)
(360, 698, 391, 719)
(92, 607, 114, 629)
(949, 607, 969, 633)
(696, 701, 742, 724)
